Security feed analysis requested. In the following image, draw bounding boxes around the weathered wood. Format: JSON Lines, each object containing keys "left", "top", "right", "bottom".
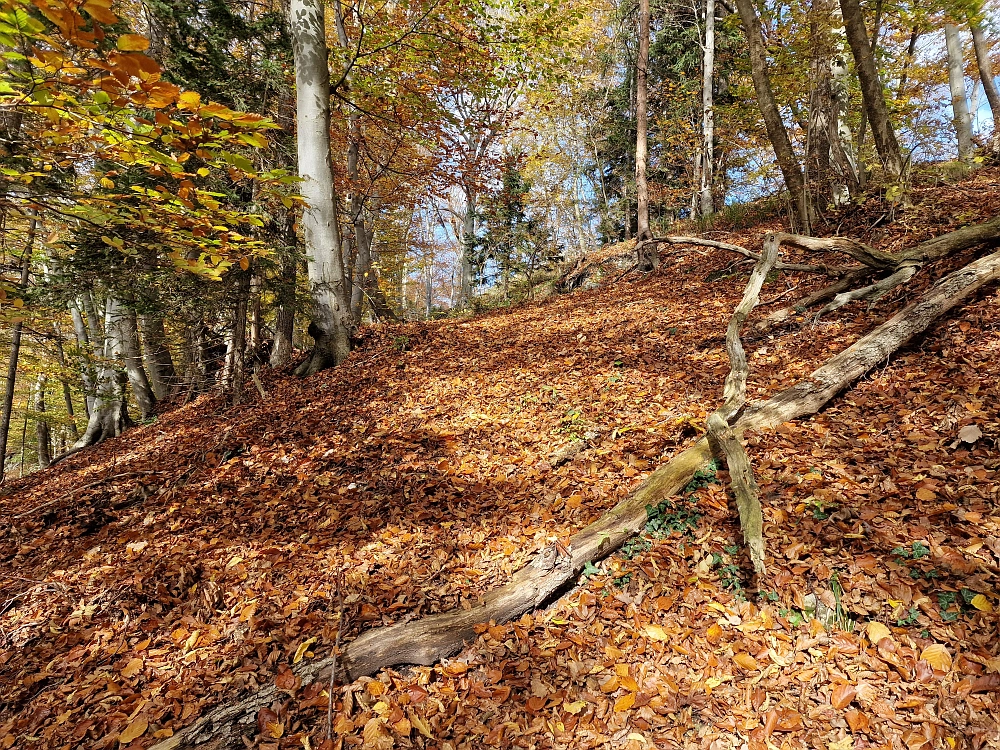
{"left": 153, "top": 246, "right": 1000, "bottom": 750}
{"left": 706, "top": 233, "right": 778, "bottom": 573}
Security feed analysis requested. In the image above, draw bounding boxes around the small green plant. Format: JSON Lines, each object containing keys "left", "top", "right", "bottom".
{"left": 807, "top": 497, "right": 834, "bottom": 520}
{"left": 644, "top": 498, "right": 701, "bottom": 537}
{"left": 581, "top": 561, "right": 601, "bottom": 579}
{"left": 619, "top": 536, "right": 652, "bottom": 560}
{"left": 938, "top": 591, "right": 959, "bottom": 622}
{"left": 711, "top": 551, "right": 745, "bottom": 598}
{"left": 763, "top": 590, "right": 779, "bottom": 602}
{"left": 613, "top": 573, "right": 632, "bottom": 588}
{"left": 891, "top": 541, "right": 929, "bottom": 560}
{"left": 779, "top": 608, "right": 805, "bottom": 628}
{"left": 896, "top": 606, "right": 920, "bottom": 627}
{"left": 392, "top": 334, "right": 410, "bottom": 352}
{"left": 683, "top": 460, "right": 722, "bottom": 494}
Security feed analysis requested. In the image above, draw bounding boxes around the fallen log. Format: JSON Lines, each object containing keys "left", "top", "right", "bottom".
{"left": 153, "top": 246, "right": 1000, "bottom": 750}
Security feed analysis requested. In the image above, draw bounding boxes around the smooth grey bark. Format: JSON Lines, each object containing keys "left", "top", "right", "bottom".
{"left": 115, "top": 302, "right": 156, "bottom": 420}
{"left": 270, "top": 239, "right": 297, "bottom": 368}
{"left": 71, "top": 300, "right": 132, "bottom": 451}
{"left": 0, "top": 213, "right": 33, "bottom": 482}
{"left": 290, "top": 0, "right": 353, "bottom": 374}
{"left": 839, "top": 0, "right": 903, "bottom": 179}
{"left": 970, "top": 22, "right": 1000, "bottom": 150}
{"left": 698, "top": 0, "right": 716, "bottom": 217}
{"left": 52, "top": 327, "right": 79, "bottom": 440}
{"left": 734, "top": 0, "right": 809, "bottom": 229}
{"left": 945, "top": 23, "right": 974, "bottom": 161}
{"left": 635, "top": 0, "right": 655, "bottom": 270}
{"left": 139, "top": 313, "right": 176, "bottom": 400}
{"left": 461, "top": 186, "right": 477, "bottom": 303}
{"left": 227, "top": 271, "right": 251, "bottom": 403}
{"left": 34, "top": 374, "right": 50, "bottom": 469}
{"left": 69, "top": 300, "right": 95, "bottom": 416}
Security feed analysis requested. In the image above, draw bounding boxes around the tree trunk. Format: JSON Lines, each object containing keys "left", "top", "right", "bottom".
{"left": 228, "top": 271, "right": 251, "bottom": 403}
{"left": 0, "top": 213, "right": 34, "bottom": 482}
{"left": 34, "top": 374, "right": 51, "bottom": 469}
{"left": 635, "top": 0, "right": 655, "bottom": 270}
{"left": 139, "top": 313, "right": 176, "bottom": 400}
{"left": 734, "top": 0, "right": 809, "bottom": 229}
{"left": 113, "top": 301, "right": 156, "bottom": 420}
{"left": 970, "top": 21, "right": 1000, "bottom": 151}
{"left": 945, "top": 23, "right": 974, "bottom": 161}
{"left": 839, "top": 0, "right": 903, "bottom": 179}
{"left": 53, "top": 327, "right": 79, "bottom": 440}
{"left": 460, "top": 187, "right": 476, "bottom": 305}
{"left": 698, "top": 0, "right": 716, "bottom": 218}
{"left": 69, "top": 300, "right": 95, "bottom": 417}
{"left": 290, "top": 0, "right": 353, "bottom": 375}
{"left": 270, "top": 216, "right": 298, "bottom": 368}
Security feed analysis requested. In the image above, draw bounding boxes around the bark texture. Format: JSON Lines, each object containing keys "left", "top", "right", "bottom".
{"left": 734, "top": 0, "right": 808, "bottom": 228}
{"left": 635, "top": 0, "right": 655, "bottom": 270}
{"left": 0, "top": 215, "right": 33, "bottom": 481}
{"left": 839, "top": 0, "right": 903, "bottom": 179}
{"left": 698, "top": 0, "right": 716, "bottom": 217}
{"left": 945, "top": 23, "right": 974, "bottom": 161}
{"left": 970, "top": 22, "right": 1000, "bottom": 151}
{"left": 291, "top": 0, "right": 353, "bottom": 375}
{"left": 34, "top": 374, "right": 50, "bottom": 469}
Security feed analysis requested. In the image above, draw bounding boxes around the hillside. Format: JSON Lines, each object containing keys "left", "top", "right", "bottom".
{"left": 3, "top": 170, "right": 1000, "bottom": 749}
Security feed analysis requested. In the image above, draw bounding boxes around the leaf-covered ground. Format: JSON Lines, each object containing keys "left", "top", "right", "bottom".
{"left": 2, "top": 170, "right": 1000, "bottom": 750}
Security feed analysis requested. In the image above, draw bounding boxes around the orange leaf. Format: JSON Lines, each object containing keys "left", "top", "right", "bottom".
{"left": 119, "top": 657, "right": 143, "bottom": 678}
{"left": 831, "top": 683, "right": 856, "bottom": 709}
{"left": 118, "top": 717, "right": 148, "bottom": 744}
{"left": 920, "top": 643, "right": 952, "bottom": 673}
{"left": 613, "top": 692, "right": 635, "bottom": 711}
{"left": 733, "top": 652, "right": 759, "bottom": 671}
{"left": 706, "top": 623, "right": 724, "bottom": 645}
{"left": 117, "top": 34, "right": 149, "bottom": 51}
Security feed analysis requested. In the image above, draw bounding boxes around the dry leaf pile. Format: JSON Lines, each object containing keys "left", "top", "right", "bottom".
{"left": 1, "top": 169, "right": 999, "bottom": 750}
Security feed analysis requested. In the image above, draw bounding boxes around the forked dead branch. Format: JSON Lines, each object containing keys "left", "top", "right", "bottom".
{"left": 153, "top": 218, "right": 1000, "bottom": 750}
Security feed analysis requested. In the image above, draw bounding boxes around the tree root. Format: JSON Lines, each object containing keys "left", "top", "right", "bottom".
{"left": 153, "top": 243, "right": 1000, "bottom": 750}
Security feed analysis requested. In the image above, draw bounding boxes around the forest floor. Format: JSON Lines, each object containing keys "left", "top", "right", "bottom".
{"left": 3, "top": 168, "right": 1000, "bottom": 750}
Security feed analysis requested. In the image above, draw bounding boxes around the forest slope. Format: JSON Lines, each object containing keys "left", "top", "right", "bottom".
{"left": 2, "top": 170, "right": 1000, "bottom": 749}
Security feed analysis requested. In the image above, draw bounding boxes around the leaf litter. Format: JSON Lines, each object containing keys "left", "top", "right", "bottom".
{"left": 2, "top": 170, "right": 1000, "bottom": 749}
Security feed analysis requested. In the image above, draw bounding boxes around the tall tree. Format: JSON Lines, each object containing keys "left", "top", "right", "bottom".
{"left": 945, "top": 23, "right": 974, "bottom": 160}
{"left": 697, "top": 0, "right": 716, "bottom": 218}
{"left": 734, "top": 0, "right": 809, "bottom": 228}
{"left": 290, "top": 0, "right": 353, "bottom": 374}
{"left": 969, "top": 20, "right": 1000, "bottom": 151}
{"left": 839, "top": 0, "right": 903, "bottom": 180}
{"left": 635, "top": 0, "right": 655, "bottom": 270}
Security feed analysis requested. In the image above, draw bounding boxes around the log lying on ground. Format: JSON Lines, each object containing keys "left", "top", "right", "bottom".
{"left": 705, "top": 233, "right": 779, "bottom": 575}
{"left": 153, "top": 247, "right": 1000, "bottom": 750}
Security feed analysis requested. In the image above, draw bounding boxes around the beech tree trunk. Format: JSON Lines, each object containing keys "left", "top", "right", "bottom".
{"left": 69, "top": 301, "right": 95, "bottom": 417}
{"left": 72, "top": 300, "right": 133, "bottom": 451}
{"left": 0, "top": 214, "right": 33, "bottom": 482}
{"left": 698, "top": 0, "right": 716, "bottom": 218}
{"left": 460, "top": 186, "right": 477, "bottom": 304}
{"left": 839, "top": 0, "right": 903, "bottom": 179}
{"left": 734, "top": 0, "right": 809, "bottom": 229}
{"left": 115, "top": 302, "right": 156, "bottom": 420}
{"left": 635, "top": 0, "right": 655, "bottom": 270}
{"left": 139, "top": 313, "right": 176, "bottom": 400}
{"left": 970, "top": 22, "right": 1000, "bottom": 151}
{"left": 945, "top": 23, "right": 974, "bottom": 161}
{"left": 291, "top": 0, "right": 353, "bottom": 375}
{"left": 34, "top": 374, "right": 50, "bottom": 469}
{"left": 270, "top": 215, "right": 298, "bottom": 368}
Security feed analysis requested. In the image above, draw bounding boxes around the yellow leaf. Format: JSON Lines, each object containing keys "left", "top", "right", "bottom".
{"left": 563, "top": 700, "right": 587, "bottom": 715}
{"left": 362, "top": 717, "right": 393, "bottom": 750}
{"left": 117, "top": 34, "right": 150, "bottom": 51}
{"left": 120, "top": 657, "right": 143, "bottom": 678}
{"left": 266, "top": 720, "right": 284, "bottom": 739}
{"left": 865, "top": 622, "right": 892, "bottom": 644}
{"left": 916, "top": 488, "right": 936, "bottom": 501}
{"left": 828, "top": 736, "right": 854, "bottom": 750}
{"left": 920, "top": 643, "right": 952, "bottom": 672}
{"left": 239, "top": 256, "right": 250, "bottom": 271}
{"left": 613, "top": 692, "right": 635, "bottom": 711}
{"left": 119, "top": 717, "right": 148, "bottom": 744}
{"left": 706, "top": 622, "right": 724, "bottom": 644}
{"left": 83, "top": 0, "right": 118, "bottom": 24}
{"left": 178, "top": 90, "right": 201, "bottom": 109}
{"left": 644, "top": 624, "right": 668, "bottom": 641}
{"left": 733, "top": 653, "right": 759, "bottom": 671}
{"left": 626, "top": 732, "right": 648, "bottom": 743}
{"left": 100, "top": 176, "right": 115, "bottom": 189}
{"left": 971, "top": 594, "right": 993, "bottom": 613}
{"left": 293, "top": 637, "right": 317, "bottom": 664}
{"left": 408, "top": 710, "right": 432, "bottom": 739}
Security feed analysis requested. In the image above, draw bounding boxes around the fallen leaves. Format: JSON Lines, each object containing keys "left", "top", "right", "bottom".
{"left": 118, "top": 717, "right": 147, "bottom": 744}
{"left": 919, "top": 643, "right": 952, "bottom": 673}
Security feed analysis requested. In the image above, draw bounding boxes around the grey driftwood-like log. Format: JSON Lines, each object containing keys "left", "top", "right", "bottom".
{"left": 705, "top": 233, "right": 779, "bottom": 574}
{"left": 152, "top": 244, "right": 1000, "bottom": 750}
